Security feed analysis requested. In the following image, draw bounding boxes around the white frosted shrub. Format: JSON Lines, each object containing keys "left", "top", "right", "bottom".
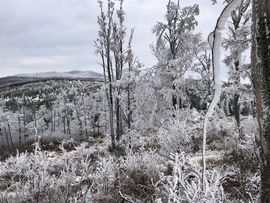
{"left": 158, "top": 120, "right": 192, "bottom": 155}
{"left": 0, "top": 142, "right": 95, "bottom": 203}
{"left": 119, "top": 129, "right": 142, "bottom": 150}
{"left": 158, "top": 109, "right": 196, "bottom": 156}
{"left": 241, "top": 115, "right": 258, "bottom": 136}
{"left": 89, "top": 149, "right": 163, "bottom": 202}
{"left": 158, "top": 153, "right": 226, "bottom": 203}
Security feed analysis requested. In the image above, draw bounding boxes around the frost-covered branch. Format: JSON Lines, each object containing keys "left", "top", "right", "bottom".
{"left": 202, "top": 0, "right": 241, "bottom": 192}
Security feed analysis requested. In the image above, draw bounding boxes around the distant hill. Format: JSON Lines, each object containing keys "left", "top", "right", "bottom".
{"left": 15, "top": 70, "right": 103, "bottom": 79}
{"left": 0, "top": 70, "right": 104, "bottom": 87}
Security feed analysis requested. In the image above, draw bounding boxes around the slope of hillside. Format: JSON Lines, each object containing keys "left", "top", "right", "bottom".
{"left": 0, "top": 70, "right": 103, "bottom": 87}
{"left": 15, "top": 70, "right": 103, "bottom": 79}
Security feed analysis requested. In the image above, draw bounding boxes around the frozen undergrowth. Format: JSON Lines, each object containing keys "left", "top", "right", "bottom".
{"left": 0, "top": 140, "right": 104, "bottom": 203}
{"left": 0, "top": 113, "right": 261, "bottom": 202}
{"left": 158, "top": 152, "right": 225, "bottom": 203}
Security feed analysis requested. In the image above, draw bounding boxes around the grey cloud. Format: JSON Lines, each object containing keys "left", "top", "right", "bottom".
{"left": 0, "top": 1, "right": 98, "bottom": 49}
{"left": 0, "top": 0, "right": 225, "bottom": 77}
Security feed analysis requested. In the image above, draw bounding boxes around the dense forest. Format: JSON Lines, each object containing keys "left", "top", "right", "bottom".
{"left": 0, "top": 0, "right": 269, "bottom": 202}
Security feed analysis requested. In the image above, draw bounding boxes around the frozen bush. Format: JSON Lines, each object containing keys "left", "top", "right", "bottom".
{"left": 89, "top": 149, "right": 163, "bottom": 202}
{"left": 119, "top": 129, "right": 160, "bottom": 152}
{"left": 159, "top": 152, "right": 226, "bottom": 203}
{"left": 158, "top": 110, "right": 195, "bottom": 156}
{"left": 205, "top": 116, "right": 239, "bottom": 152}
{"left": 0, "top": 142, "right": 95, "bottom": 202}
{"left": 219, "top": 115, "right": 260, "bottom": 201}
{"left": 119, "top": 129, "right": 142, "bottom": 150}
{"left": 158, "top": 120, "right": 192, "bottom": 155}
{"left": 118, "top": 150, "right": 162, "bottom": 200}
{"left": 241, "top": 115, "right": 258, "bottom": 137}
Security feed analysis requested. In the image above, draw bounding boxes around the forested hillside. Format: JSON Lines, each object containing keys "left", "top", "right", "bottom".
{"left": 0, "top": 78, "right": 105, "bottom": 149}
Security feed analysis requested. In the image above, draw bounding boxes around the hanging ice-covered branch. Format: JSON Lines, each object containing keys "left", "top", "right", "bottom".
{"left": 202, "top": 0, "right": 241, "bottom": 191}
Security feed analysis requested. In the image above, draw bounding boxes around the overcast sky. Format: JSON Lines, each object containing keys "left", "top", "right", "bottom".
{"left": 0, "top": 0, "right": 225, "bottom": 78}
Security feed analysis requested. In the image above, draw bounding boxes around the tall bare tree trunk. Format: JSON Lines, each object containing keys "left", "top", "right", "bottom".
{"left": 74, "top": 100, "right": 83, "bottom": 140}
{"left": 4, "top": 127, "right": 10, "bottom": 149}
{"left": 51, "top": 108, "right": 53, "bottom": 133}
{"left": 66, "top": 109, "right": 71, "bottom": 137}
{"left": 0, "top": 128, "right": 3, "bottom": 150}
{"left": 18, "top": 116, "right": 22, "bottom": 145}
{"left": 252, "top": 0, "right": 270, "bottom": 201}
{"left": 260, "top": 2, "right": 270, "bottom": 201}
{"left": 8, "top": 124, "right": 14, "bottom": 149}
{"left": 53, "top": 110, "right": 56, "bottom": 132}
{"left": 82, "top": 96, "right": 88, "bottom": 137}
{"left": 63, "top": 115, "right": 66, "bottom": 134}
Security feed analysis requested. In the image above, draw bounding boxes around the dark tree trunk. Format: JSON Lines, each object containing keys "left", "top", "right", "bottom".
{"left": 127, "top": 83, "right": 131, "bottom": 129}
{"left": 252, "top": 0, "right": 270, "bottom": 201}
{"left": 82, "top": 96, "right": 88, "bottom": 137}
{"left": 18, "top": 116, "right": 22, "bottom": 145}
{"left": 4, "top": 127, "right": 10, "bottom": 149}
{"left": 74, "top": 101, "right": 83, "bottom": 139}
{"left": 51, "top": 108, "right": 53, "bottom": 133}
{"left": 232, "top": 59, "right": 241, "bottom": 128}
{"left": 233, "top": 93, "right": 240, "bottom": 127}
{"left": 116, "top": 97, "right": 122, "bottom": 141}
{"left": 53, "top": 110, "right": 56, "bottom": 132}
{"left": 63, "top": 115, "right": 66, "bottom": 134}
{"left": 172, "top": 84, "right": 178, "bottom": 110}
{"left": 66, "top": 109, "right": 71, "bottom": 136}
{"left": 8, "top": 124, "right": 14, "bottom": 149}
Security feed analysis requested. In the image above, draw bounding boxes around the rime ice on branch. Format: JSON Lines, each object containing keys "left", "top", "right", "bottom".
{"left": 202, "top": 0, "right": 241, "bottom": 191}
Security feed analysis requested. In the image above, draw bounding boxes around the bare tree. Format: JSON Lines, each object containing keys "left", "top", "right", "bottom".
{"left": 95, "top": 0, "right": 137, "bottom": 149}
